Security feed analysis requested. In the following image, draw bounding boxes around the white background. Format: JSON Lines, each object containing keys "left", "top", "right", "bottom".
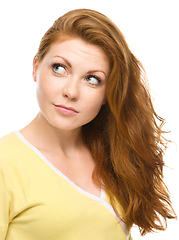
{"left": 0, "top": 0, "right": 178, "bottom": 239}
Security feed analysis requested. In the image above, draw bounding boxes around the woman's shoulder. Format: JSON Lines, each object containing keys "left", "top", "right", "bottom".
{"left": 0, "top": 132, "right": 17, "bottom": 152}
{"left": 0, "top": 131, "right": 18, "bottom": 142}
{"left": 0, "top": 131, "right": 42, "bottom": 186}
{"left": 0, "top": 132, "right": 22, "bottom": 156}
{"left": 0, "top": 132, "right": 21, "bottom": 167}
{"left": 0, "top": 131, "right": 34, "bottom": 169}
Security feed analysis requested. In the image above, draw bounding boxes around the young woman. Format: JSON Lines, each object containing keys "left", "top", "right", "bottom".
{"left": 0, "top": 9, "right": 176, "bottom": 240}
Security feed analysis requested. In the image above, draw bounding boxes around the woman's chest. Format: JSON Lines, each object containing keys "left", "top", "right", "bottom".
{"left": 8, "top": 169, "right": 127, "bottom": 240}
{"left": 39, "top": 148, "right": 101, "bottom": 197}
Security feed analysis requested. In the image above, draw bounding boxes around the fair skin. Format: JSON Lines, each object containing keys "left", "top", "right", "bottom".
{"left": 20, "top": 38, "right": 110, "bottom": 197}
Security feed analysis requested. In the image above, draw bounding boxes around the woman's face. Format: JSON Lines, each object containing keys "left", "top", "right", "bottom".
{"left": 33, "top": 38, "right": 110, "bottom": 131}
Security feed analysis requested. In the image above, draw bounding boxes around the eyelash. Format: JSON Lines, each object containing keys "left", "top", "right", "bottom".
{"left": 52, "top": 63, "right": 67, "bottom": 75}
{"left": 52, "top": 63, "right": 102, "bottom": 86}
{"left": 86, "top": 75, "right": 102, "bottom": 85}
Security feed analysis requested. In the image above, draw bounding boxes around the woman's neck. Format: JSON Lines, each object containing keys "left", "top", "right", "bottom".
{"left": 20, "top": 112, "right": 84, "bottom": 157}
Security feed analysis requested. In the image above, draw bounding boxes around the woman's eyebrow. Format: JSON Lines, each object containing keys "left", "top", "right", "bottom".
{"left": 87, "top": 70, "right": 107, "bottom": 77}
{"left": 53, "top": 55, "right": 72, "bottom": 68}
{"left": 53, "top": 55, "right": 107, "bottom": 77}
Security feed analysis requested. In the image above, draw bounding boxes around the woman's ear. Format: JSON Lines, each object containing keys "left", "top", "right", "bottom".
{"left": 32, "top": 58, "right": 38, "bottom": 82}
{"left": 102, "top": 96, "right": 107, "bottom": 105}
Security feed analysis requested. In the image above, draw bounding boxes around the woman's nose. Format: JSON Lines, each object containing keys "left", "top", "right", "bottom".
{"left": 62, "top": 78, "right": 80, "bottom": 101}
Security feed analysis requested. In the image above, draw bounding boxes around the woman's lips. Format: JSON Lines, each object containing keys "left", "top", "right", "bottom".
{"left": 54, "top": 105, "right": 78, "bottom": 115}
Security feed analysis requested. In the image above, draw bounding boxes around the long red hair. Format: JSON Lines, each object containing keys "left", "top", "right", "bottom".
{"left": 34, "top": 9, "right": 177, "bottom": 235}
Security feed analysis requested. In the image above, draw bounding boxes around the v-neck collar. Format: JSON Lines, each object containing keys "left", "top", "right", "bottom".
{"left": 13, "top": 130, "right": 128, "bottom": 237}
{"left": 13, "top": 131, "right": 105, "bottom": 201}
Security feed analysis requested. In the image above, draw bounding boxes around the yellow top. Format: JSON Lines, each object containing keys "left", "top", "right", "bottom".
{"left": 0, "top": 132, "right": 132, "bottom": 240}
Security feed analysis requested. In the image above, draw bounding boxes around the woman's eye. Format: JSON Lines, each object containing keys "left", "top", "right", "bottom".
{"left": 52, "top": 64, "right": 67, "bottom": 75}
{"left": 86, "top": 75, "right": 101, "bottom": 85}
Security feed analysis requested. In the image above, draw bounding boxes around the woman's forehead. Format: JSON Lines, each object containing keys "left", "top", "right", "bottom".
{"left": 45, "top": 38, "right": 110, "bottom": 73}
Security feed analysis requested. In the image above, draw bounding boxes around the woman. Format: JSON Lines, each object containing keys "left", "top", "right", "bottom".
{"left": 0, "top": 9, "right": 176, "bottom": 240}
